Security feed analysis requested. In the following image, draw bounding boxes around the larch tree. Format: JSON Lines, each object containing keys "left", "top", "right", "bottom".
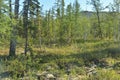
{"left": 91, "top": 0, "right": 102, "bottom": 39}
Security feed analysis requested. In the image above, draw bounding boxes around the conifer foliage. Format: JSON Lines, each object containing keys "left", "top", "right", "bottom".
{"left": 0, "top": 0, "right": 119, "bottom": 55}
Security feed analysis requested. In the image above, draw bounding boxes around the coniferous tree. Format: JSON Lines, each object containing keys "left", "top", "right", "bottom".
{"left": 23, "top": 0, "right": 30, "bottom": 55}
{"left": 46, "top": 10, "right": 51, "bottom": 44}
{"left": 36, "top": 0, "right": 42, "bottom": 48}
{"left": 0, "top": 0, "right": 10, "bottom": 39}
{"left": 73, "top": 0, "right": 80, "bottom": 40}
{"left": 0, "top": 0, "right": 7, "bottom": 14}
{"left": 91, "top": 0, "right": 102, "bottom": 38}
{"left": 113, "top": 0, "right": 120, "bottom": 40}
{"left": 55, "top": 0, "right": 61, "bottom": 44}
{"left": 56, "top": 0, "right": 67, "bottom": 45}
{"left": 9, "top": 0, "right": 19, "bottom": 56}
{"left": 23, "top": 0, "right": 41, "bottom": 54}
{"left": 66, "top": 3, "right": 73, "bottom": 44}
{"left": 59, "top": 0, "right": 65, "bottom": 44}
{"left": 74, "top": 0, "right": 80, "bottom": 22}
{"left": 51, "top": 8, "right": 56, "bottom": 44}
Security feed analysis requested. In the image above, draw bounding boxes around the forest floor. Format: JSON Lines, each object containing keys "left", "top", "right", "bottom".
{"left": 0, "top": 40, "right": 120, "bottom": 80}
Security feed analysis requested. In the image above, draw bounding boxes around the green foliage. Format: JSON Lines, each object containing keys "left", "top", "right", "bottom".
{"left": 1, "top": 0, "right": 120, "bottom": 79}
{"left": 87, "top": 69, "right": 120, "bottom": 80}
{"left": 0, "top": 15, "right": 11, "bottom": 39}
{"left": 0, "top": 40, "right": 119, "bottom": 79}
{"left": 113, "top": 62, "right": 120, "bottom": 70}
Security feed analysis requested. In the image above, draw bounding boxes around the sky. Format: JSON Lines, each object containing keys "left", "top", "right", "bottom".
{"left": 39, "top": 0, "right": 113, "bottom": 11}
{"left": 20, "top": 0, "right": 113, "bottom": 11}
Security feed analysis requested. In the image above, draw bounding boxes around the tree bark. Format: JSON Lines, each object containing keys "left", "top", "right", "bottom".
{"left": 23, "top": 0, "right": 30, "bottom": 55}
{"left": 9, "top": 0, "right": 19, "bottom": 56}
{"left": 96, "top": 10, "right": 102, "bottom": 38}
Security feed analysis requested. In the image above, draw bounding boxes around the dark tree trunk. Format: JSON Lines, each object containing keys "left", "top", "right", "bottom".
{"left": 9, "top": 0, "right": 19, "bottom": 56}
{"left": 9, "top": 39, "right": 16, "bottom": 56}
{"left": 23, "top": 0, "right": 30, "bottom": 55}
{"left": 96, "top": 10, "right": 102, "bottom": 38}
{"left": 9, "top": 0, "right": 12, "bottom": 19}
{"left": 14, "top": 0, "right": 19, "bottom": 19}
{"left": 92, "top": 0, "right": 102, "bottom": 39}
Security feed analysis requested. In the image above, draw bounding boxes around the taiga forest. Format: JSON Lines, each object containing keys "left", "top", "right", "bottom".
{"left": 0, "top": 0, "right": 120, "bottom": 80}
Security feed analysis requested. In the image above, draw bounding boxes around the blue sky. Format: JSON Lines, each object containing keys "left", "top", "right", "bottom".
{"left": 39, "top": 0, "right": 113, "bottom": 11}
{"left": 20, "top": 0, "right": 113, "bottom": 11}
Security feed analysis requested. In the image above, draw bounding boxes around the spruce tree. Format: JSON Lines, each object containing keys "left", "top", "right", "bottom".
{"left": 9, "top": 0, "right": 19, "bottom": 56}
{"left": 66, "top": 3, "right": 73, "bottom": 44}
{"left": 23, "top": 0, "right": 30, "bottom": 55}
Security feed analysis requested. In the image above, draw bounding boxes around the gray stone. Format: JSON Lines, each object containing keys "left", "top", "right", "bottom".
{"left": 46, "top": 74, "right": 56, "bottom": 79}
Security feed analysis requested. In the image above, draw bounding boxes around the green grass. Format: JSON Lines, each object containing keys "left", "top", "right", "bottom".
{"left": 0, "top": 40, "right": 120, "bottom": 79}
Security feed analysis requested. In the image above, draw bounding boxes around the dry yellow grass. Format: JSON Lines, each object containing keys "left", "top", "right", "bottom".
{"left": 45, "top": 46, "right": 77, "bottom": 55}
{"left": 0, "top": 48, "right": 24, "bottom": 55}
{"left": 0, "top": 48, "right": 9, "bottom": 55}
{"left": 0, "top": 46, "right": 78, "bottom": 55}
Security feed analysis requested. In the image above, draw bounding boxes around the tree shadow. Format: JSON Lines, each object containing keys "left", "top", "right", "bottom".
{"left": 67, "top": 47, "right": 120, "bottom": 67}
{"left": 0, "top": 42, "right": 120, "bottom": 78}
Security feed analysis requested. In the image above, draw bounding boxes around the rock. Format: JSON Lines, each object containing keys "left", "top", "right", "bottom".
{"left": 36, "top": 71, "right": 56, "bottom": 80}
{"left": 46, "top": 74, "right": 56, "bottom": 79}
{"left": 85, "top": 65, "right": 97, "bottom": 77}
{"left": 46, "top": 66, "right": 52, "bottom": 71}
{"left": 36, "top": 71, "right": 48, "bottom": 76}
{"left": 87, "top": 72, "right": 92, "bottom": 76}
{"left": 88, "top": 67, "right": 95, "bottom": 72}
{"left": 36, "top": 71, "right": 48, "bottom": 80}
{"left": 78, "top": 75, "right": 86, "bottom": 79}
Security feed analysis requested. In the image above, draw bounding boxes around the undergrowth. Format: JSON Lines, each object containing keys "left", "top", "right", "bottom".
{"left": 0, "top": 40, "right": 120, "bottom": 79}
